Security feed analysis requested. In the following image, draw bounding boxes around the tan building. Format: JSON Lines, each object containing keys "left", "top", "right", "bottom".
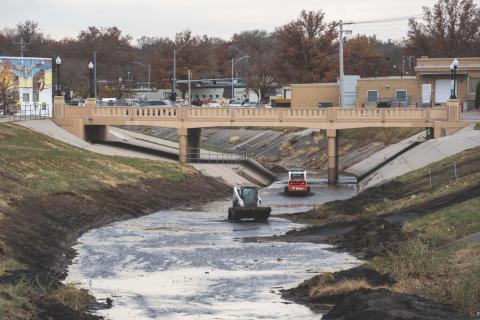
{"left": 291, "top": 83, "right": 340, "bottom": 108}
{"left": 356, "top": 76, "right": 419, "bottom": 107}
{"left": 415, "top": 57, "right": 480, "bottom": 108}
{"left": 292, "top": 57, "right": 480, "bottom": 109}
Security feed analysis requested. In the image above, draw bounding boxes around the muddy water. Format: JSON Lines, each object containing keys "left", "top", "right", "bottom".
{"left": 66, "top": 174, "right": 360, "bottom": 319}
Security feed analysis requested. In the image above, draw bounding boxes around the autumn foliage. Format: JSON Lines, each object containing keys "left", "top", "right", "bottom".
{"left": 0, "top": 0, "right": 479, "bottom": 97}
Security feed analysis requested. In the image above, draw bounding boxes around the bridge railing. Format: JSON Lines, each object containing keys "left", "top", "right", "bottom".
{"left": 59, "top": 104, "right": 456, "bottom": 125}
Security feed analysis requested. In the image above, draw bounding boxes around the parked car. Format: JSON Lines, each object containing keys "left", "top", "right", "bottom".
{"left": 229, "top": 100, "right": 246, "bottom": 107}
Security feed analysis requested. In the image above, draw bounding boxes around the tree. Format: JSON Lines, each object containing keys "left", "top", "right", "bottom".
{"left": 247, "top": 64, "right": 275, "bottom": 103}
{"left": 274, "top": 10, "right": 338, "bottom": 83}
{"left": 0, "top": 77, "right": 19, "bottom": 115}
{"left": 405, "top": 0, "right": 480, "bottom": 57}
{"left": 344, "top": 35, "right": 397, "bottom": 77}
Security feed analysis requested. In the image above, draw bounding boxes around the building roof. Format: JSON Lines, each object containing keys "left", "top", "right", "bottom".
{"left": 415, "top": 57, "right": 480, "bottom": 72}
{"left": 291, "top": 82, "right": 339, "bottom": 87}
{"left": 358, "top": 76, "right": 417, "bottom": 81}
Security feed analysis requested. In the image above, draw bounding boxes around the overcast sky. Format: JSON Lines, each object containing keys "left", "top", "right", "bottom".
{"left": 0, "top": 0, "right": 438, "bottom": 42}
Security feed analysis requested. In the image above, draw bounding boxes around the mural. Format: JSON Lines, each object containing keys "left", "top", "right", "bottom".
{"left": 0, "top": 57, "right": 53, "bottom": 116}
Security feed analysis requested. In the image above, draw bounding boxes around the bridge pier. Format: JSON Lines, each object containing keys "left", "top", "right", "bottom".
{"left": 327, "top": 129, "right": 339, "bottom": 185}
{"left": 179, "top": 128, "right": 201, "bottom": 163}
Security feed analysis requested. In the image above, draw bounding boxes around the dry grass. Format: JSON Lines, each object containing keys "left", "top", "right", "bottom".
{"left": 0, "top": 259, "right": 27, "bottom": 277}
{"left": 50, "top": 283, "right": 94, "bottom": 313}
{"left": 372, "top": 239, "right": 447, "bottom": 278}
{"left": 0, "top": 123, "right": 192, "bottom": 208}
{"left": 372, "top": 240, "right": 480, "bottom": 315}
{"left": 310, "top": 278, "right": 374, "bottom": 298}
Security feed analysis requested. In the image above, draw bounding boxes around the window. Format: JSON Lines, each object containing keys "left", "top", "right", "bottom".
{"left": 216, "top": 95, "right": 220, "bottom": 98}
{"left": 470, "top": 79, "right": 480, "bottom": 94}
{"left": 395, "top": 90, "right": 407, "bottom": 101}
{"left": 22, "top": 93, "right": 30, "bottom": 102}
{"left": 367, "top": 90, "right": 378, "bottom": 103}
{"left": 33, "top": 93, "right": 40, "bottom": 102}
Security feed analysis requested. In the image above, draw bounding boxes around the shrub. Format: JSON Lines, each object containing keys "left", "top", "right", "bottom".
{"left": 451, "top": 264, "right": 480, "bottom": 316}
{"left": 373, "top": 238, "right": 446, "bottom": 278}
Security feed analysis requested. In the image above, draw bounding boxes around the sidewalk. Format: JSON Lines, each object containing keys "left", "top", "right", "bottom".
{"left": 462, "top": 111, "right": 480, "bottom": 122}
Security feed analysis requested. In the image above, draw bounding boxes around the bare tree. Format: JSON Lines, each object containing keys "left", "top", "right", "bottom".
{"left": 406, "top": 0, "right": 480, "bottom": 57}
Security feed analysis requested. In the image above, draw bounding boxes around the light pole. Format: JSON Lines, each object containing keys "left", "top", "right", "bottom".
{"left": 173, "top": 41, "right": 191, "bottom": 95}
{"left": 231, "top": 54, "right": 249, "bottom": 100}
{"left": 133, "top": 61, "right": 151, "bottom": 89}
{"left": 88, "top": 61, "right": 94, "bottom": 98}
{"left": 450, "top": 58, "right": 459, "bottom": 99}
{"left": 55, "top": 56, "right": 62, "bottom": 96}
{"left": 188, "top": 69, "right": 192, "bottom": 105}
{"left": 118, "top": 77, "right": 123, "bottom": 100}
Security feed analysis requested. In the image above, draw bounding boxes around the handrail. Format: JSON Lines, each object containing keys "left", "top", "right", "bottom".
{"left": 60, "top": 106, "right": 456, "bottom": 126}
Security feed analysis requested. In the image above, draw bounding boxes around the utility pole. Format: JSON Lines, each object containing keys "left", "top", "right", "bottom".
{"left": 93, "top": 52, "right": 97, "bottom": 98}
{"left": 339, "top": 21, "right": 344, "bottom": 108}
{"left": 173, "top": 41, "right": 192, "bottom": 94}
{"left": 173, "top": 49, "right": 177, "bottom": 92}
{"left": 148, "top": 64, "right": 151, "bottom": 90}
{"left": 14, "top": 38, "right": 28, "bottom": 57}
{"left": 231, "top": 58, "right": 234, "bottom": 100}
{"left": 338, "top": 21, "right": 352, "bottom": 108}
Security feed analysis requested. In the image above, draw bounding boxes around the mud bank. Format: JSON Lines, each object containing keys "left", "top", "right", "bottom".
{"left": 277, "top": 147, "right": 480, "bottom": 319}
{"left": 0, "top": 175, "right": 229, "bottom": 319}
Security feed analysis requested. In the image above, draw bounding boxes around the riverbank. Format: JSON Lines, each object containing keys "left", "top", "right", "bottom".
{"left": 280, "top": 146, "right": 480, "bottom": 319}
{"left": 0, "top": 123, "right": 230, "bottom": 319}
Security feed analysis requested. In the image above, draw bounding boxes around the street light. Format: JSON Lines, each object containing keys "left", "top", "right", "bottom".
{"left": 133, "top": 61, "right": 151, "bottom": 89}
{"left": 88, "top": 61, "right": 94, "bottom": 98}
{"left": 55, "top": 56, "right": 62, "bottom": 96}
{"left": 450, "top": 58, "right": 459, "bottom": 99}
{"left": 173, "top": 40, "right": 192, "bottom": 94}
{"left": 231, "top": 54, "right": 249, "bottom": 100}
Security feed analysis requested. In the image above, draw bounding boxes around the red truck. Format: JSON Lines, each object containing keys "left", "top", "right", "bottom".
{"left": 284, "top": 169, "right": 310, "bottom": 196}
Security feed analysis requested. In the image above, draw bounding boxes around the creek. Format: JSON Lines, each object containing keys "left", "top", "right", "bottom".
{"left": 66, "top": 174, "right": 360, "bottom": 319}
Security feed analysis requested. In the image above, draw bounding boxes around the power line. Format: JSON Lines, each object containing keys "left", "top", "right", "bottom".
{"left": 344, "top": 14, "right": 422, "bottom": 26}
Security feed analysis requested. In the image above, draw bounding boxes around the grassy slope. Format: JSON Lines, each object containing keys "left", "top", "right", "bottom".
{"left": 297, "top": 146, "right": 480, "bottom": 316}
{"left": 0, "top": 123, "right": 201, "bottom": 319}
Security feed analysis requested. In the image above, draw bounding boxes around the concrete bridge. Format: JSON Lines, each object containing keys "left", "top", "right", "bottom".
{"left": 52, "top": 97, "right": 465, "bottom": 184}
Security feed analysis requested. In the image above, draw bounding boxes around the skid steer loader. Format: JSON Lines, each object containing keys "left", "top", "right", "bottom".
{"left": 228, "top": 186, "right": 271, "bottom": 222}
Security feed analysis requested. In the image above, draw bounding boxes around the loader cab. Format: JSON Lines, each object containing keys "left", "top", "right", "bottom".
{"left": 239, "top": 186, "right": 259, "bottom": 208}
{"left": 285, "top": 169, "right": 310, "bottom": 196}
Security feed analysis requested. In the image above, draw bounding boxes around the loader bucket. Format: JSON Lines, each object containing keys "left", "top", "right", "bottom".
{"left": 228, "top": 207, "right": 271, "bottom": 221}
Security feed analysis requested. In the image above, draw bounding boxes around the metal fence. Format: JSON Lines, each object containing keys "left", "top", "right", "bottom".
{"left": 425, "top": 160, "right": 465, "bottom": 190}
{"left": 0, "top": 104, "right": 51, "bottom": 123}
{"left": 187, "top": 147, "right": 249, "bottom": 164}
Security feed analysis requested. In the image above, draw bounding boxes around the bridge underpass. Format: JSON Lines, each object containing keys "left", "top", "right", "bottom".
{"left": 52, "top": 96, "right": 467, "bottom": 184}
